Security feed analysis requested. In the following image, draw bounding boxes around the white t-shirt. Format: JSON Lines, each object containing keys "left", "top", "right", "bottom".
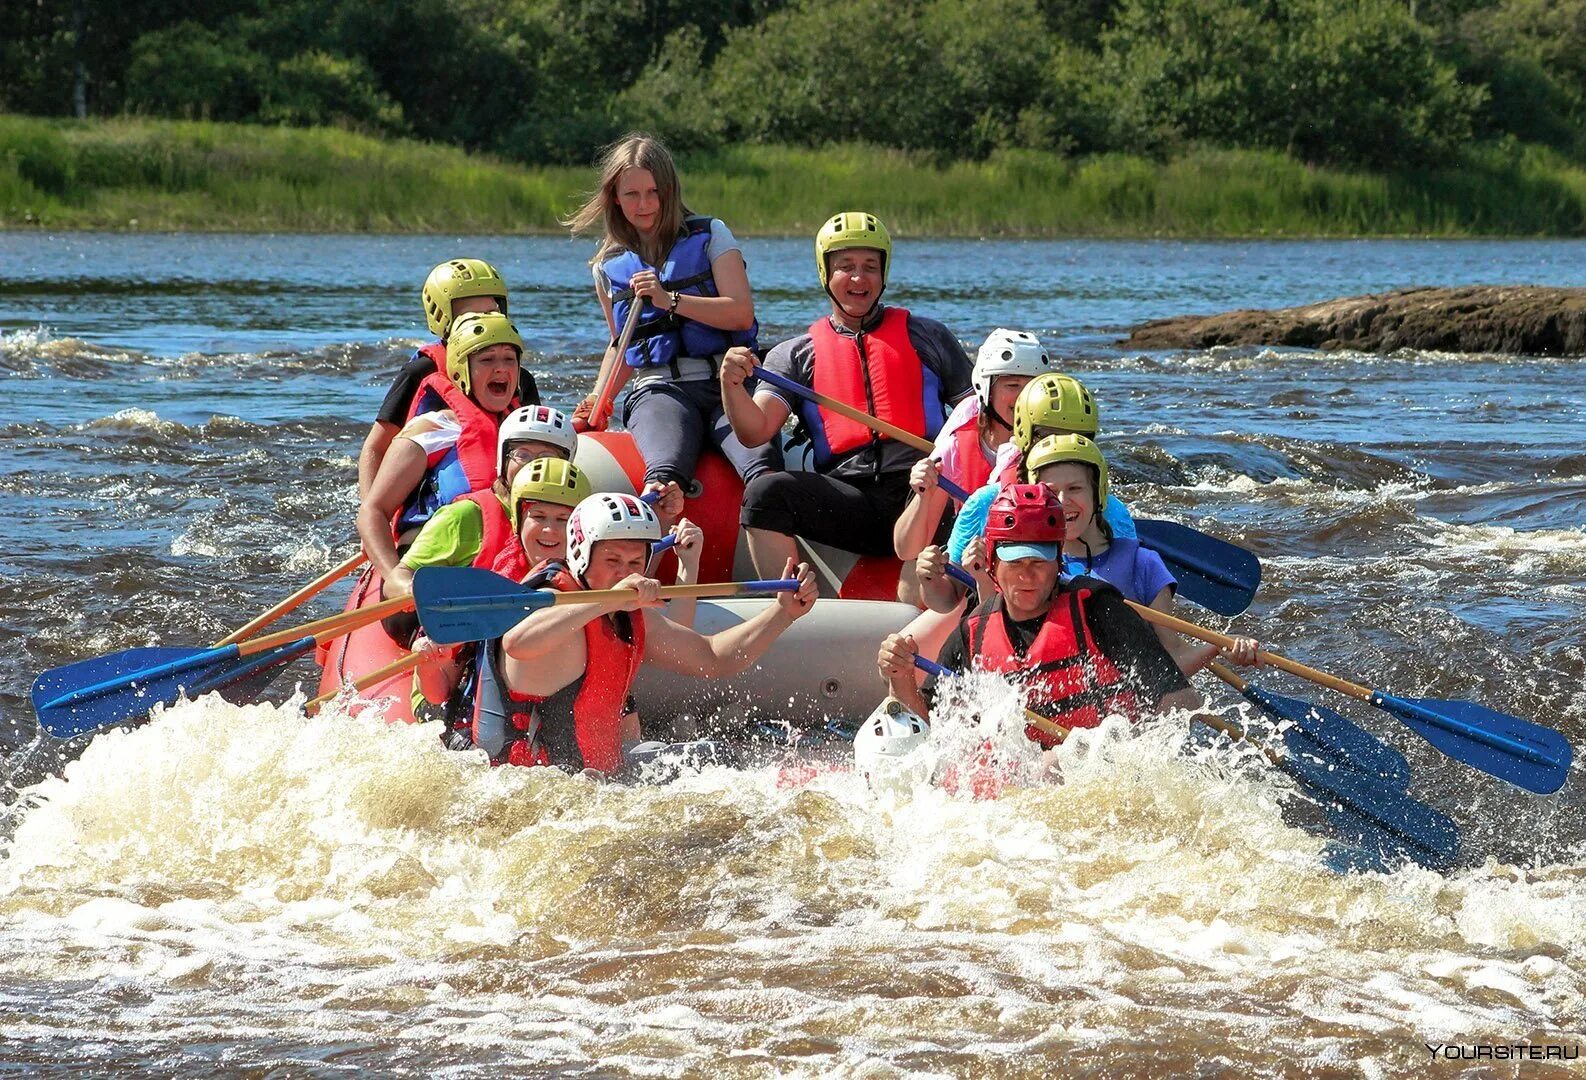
{"left": 398, "top": 409, "right": 461, "bottom": 459}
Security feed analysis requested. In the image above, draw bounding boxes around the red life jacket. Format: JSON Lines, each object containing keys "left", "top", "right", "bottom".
{"left": 417, "top": 341, "right": 447, "bottom": 379}
{"left": 473, "top": 566, "right": 645, "bottom": 773}
{"left": 454, "top": 488, "right": 531, "bottom": 581}
{"left": 943, "top": 406, "right": 994, "bottom": 497}
{"left": 409, "top": 369, "right": 511, "bottom": 492}
{"left": 961, "top": 586, "right": 1140, "bottom": 747}
{"left": 803, "top": 308, "right": 943, "bottom": 469}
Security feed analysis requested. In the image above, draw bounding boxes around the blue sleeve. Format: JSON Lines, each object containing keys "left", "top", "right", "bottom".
{"left": 1104, "top": 494, "right": 1135, "bottom": 540}
{"left": 948, "top": 482, "right": 999, "bottom": 563}
{"left": 1134, "top": 545, "right": 1177, "bottom": 605}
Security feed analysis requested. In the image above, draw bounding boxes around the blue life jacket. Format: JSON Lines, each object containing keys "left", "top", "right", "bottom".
{"left": 602, "top": 217, "right": 757, "bottom": 370}
{"left": 395, "top": 446, "right": 474, "bottom": 535}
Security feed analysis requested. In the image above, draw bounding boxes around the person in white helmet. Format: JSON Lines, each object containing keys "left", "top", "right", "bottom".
{"left": 893, "top": 328, "right": 1052, "bottom": 562}
{"left": 383, "top": 405, "right": 579, "bottom": 601}
{"left": 472, "top": 492, "right": 818, "bottom": 772}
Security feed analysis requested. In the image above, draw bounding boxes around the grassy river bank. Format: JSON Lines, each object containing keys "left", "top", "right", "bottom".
{"left": 5, "top": 114, "right": 1586, "bottom": 237}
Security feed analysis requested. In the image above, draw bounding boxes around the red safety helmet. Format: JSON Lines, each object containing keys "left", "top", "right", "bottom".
{"left": 983, "top": 483, "right": 1065, "bottom": 560}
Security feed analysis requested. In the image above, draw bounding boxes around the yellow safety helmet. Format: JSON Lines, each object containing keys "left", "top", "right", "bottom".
{"left": 815, "top": 211, "right": 892, "bottom": 289}
{"left": 509, "top": 458, "right": 593, "bottom": 534}
{"left": 1025, "top": 433, "right": 1108, "bottom": 507}
{"left": 445, "top": 312, "right": 523, "bottom": 396}
{"left": 422, "top": 258, "right": 508, "bottom": 338}
{"left": 1012, "top": 372, "right": 1099, "bottom": 452}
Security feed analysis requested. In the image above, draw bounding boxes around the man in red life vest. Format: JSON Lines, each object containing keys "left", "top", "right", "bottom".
{"left": 358, "top": 259, "right": 541, "bottom": 497}
{"left": 718, "top": 212, "right": 973, "bottom": 601}
{"left": 876, "top": 485, "right": 1202, "bottom": 737}
{"left": 472, "top": 492, "right": 818, "bottom": 772}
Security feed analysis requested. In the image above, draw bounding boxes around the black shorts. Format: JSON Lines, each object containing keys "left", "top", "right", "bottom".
{"left": 740, "top": 470, "right": 949, "bottom": 557}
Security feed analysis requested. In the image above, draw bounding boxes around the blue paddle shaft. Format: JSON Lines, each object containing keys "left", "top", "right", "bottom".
{"left": 946, "top": 564, "right": 978, "bottom": 590}
{"left": 738, "top": 578, "right": 802, "bottom": 592}
{"left": 937, "top": 474, "right": 970, "bottom": 502}
{"left": 913, "top": 655, "right": 951, "bottom": 678}
{"left": 45, "top": 643, "right": 241, "bottom": 709}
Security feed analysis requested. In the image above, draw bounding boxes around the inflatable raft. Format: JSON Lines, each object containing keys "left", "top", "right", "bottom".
{"left": 316, "top": 432, "right": 919, "bottom": 729}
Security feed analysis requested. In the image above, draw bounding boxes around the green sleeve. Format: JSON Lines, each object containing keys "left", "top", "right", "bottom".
{"left": 400, "top": 500, "right": 486, "bottom": 570}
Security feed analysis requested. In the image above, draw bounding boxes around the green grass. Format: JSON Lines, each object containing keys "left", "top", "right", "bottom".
{"left": 5, "top": 114, "right": 1586, "bottom": 236}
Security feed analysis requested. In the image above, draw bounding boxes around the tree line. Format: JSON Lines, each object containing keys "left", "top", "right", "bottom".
{"left": 6, "top": 0, "right": 1586, "bottom": 173}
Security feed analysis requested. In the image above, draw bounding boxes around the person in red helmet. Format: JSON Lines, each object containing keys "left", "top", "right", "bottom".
{"left": 877, "top": 484, "right": 1203, "bottom": 738}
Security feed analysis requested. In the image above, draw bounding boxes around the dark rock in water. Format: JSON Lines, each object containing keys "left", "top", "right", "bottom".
{"left": 1123, "top": 285, "right": 1586, "bottom": 356}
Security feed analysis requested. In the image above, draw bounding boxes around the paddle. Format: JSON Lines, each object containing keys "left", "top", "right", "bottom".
{"left": 412, "top": 565, "right": 801, "bottom": 645}
{"left": 915, "top": 652, "right": 1457, "bottom": 870}
{"left": 214, "top": 549, "right": 367, "bottom": 646}
{"left": 304, "top": 650, "right": 424, "bottom": 716}
{"left": 941, "top": 563, "right": 1409, "bottom": 787}
{"left": 588, "top": 285, "right": 645, "bottom": 431}
{"left": 32, "top": 595, "right": 414, "bottom": 739}
{"left": 750, "top": 363, "right": 1260, "bottom": 612}
{"left": 1208, "top": 662, "right": 1412, "bottom": 790}
{"left": 912, "top": 654, "right": 1069, "bottom": 742}
{"left": 1127, "top": 601, "right": 1572, "bottom": 796}
{"left": 1131, "top": 519, "right": 1260, "bottom": 616}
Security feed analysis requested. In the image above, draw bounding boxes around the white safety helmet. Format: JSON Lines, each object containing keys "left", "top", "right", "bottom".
{"left": 853, "top": 698, "right": 931, "bottom": 796}
{"left": 566, "top": 492, "right": 663, "bottom": 582}
{"left": 972, "top": 328, "right": 1052, "bottom": 413}
{"left": 497, "top": 405, "right": 577, "bottom": 475}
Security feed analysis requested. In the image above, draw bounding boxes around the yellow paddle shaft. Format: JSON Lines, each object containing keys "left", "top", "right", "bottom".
{"left": 1124, "top": 600, "right": 1374, "bottom": 704}
{"left": 590, "top": 286, "right": 645, "bottom": 421}
{"left": 215, "top": 550, "right": 368, "bottom": 646}
{"left": 238, "top": 595, "right": 414, "bottom": 657}
{"left": 304, "top": 649, "right": 424, "bottom": 715}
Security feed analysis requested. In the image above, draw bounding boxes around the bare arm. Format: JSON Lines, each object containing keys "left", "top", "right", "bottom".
{"left": 1147, "top": 588, "right": 1255, "bottom": 677}
{"left": 642, "top": 560, "right": 816, "bottom": 678}
{"left": 359, "top": 438, "right": 428, "bottom": 582}
{"left": 877, "top": 633, "right": 930, "bottom": 721}
{"left": 358, "top": 420, "right": 400, "bottom": 500}
{"left": 678, "top": 250, "right": 755, "bottom": 331}
{"left": 718, "top": 347, "right": 790, "bottom": 448}
{"left": 893, "top": 458, "right": 950, "bottom": 560}
{"left": 501, "top": 593, "right": 631, "bottom": 663}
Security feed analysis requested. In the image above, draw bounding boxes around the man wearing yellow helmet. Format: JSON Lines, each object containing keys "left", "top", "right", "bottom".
{"left": 357, "top": 258, "right": 542, "bottom": 498}
{"left": 719, "top": 212, "right": 972, "bottom": 598}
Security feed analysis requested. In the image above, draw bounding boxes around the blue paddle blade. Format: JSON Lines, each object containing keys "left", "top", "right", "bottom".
{"left": 413, "top": 566, "right": 556, "bottom": 645}
{"left": 1134, "top": 518, "right": 1261, "bottom": 616}
{"left": 1322, "top": 841, "right": 1396, "bottom": 875}
{"left": 31, "top": 639, "right": 309, "bottom": 740}
{"left": 1284, "top": 752, "right": 1461, "bottom": 870}
{"left": 1243, "top": 683, "right": 1412, "bottom": 790}
{"left": 1372, "top": 693, "right": 1572, "bottom": 796}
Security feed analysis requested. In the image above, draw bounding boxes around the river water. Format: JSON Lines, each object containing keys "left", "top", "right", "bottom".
{"left": 0, "top": 233, "right": 1583, "bottom": 1075}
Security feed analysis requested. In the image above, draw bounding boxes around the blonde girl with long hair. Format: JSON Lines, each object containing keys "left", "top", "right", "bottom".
{"left": 566, "top": 133, "right": 782, "bottom": 490}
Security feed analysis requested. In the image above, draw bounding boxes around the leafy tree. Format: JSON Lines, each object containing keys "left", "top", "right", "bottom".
{"left": 125, "top": 21, "right": 269, "bottom": 121}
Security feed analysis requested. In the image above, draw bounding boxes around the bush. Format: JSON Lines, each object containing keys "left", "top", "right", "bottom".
{"left": 261, "top": 51, "right": 405, "bottom": 133}
{"left": 125, "top": 22, "right": 268, "bottom": 122}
